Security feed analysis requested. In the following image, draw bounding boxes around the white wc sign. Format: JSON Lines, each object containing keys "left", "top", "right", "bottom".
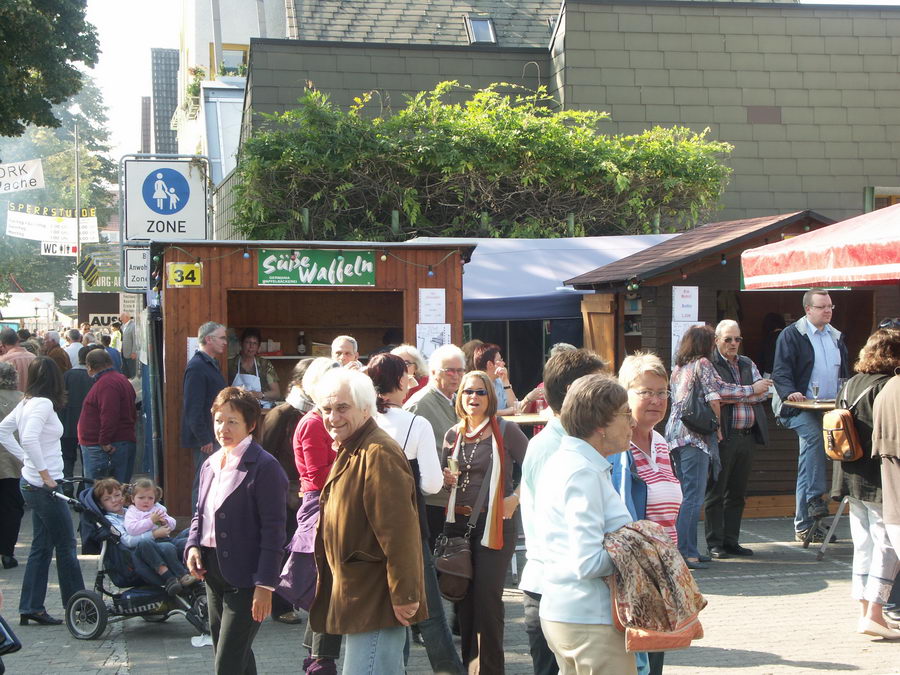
{"left": 88, "top": 314, "right": 120, "bottom": 329}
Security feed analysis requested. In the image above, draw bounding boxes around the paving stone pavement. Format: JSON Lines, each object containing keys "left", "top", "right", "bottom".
{"left": 2, "top": 510, "right": 900, "bottom": 674}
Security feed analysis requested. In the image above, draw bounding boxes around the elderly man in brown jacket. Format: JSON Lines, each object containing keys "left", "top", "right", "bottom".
{"left": 309, "top": 368, "right": 426, "bottom": 674}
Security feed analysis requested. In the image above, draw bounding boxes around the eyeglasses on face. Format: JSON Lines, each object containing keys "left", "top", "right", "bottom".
{"left": 810, "top": 304, "right": 835, "bottom": 310}
{"left": 440, "top": 368, "right": 465, "bottom": 375}
{"left": 462, "top": 388, "right": 488, "bottom": 396}
{"left": 722, "top": 336, "right": 743, "bottom": 343}
{"left": 403, "top": 360, "right": 416, "bottom": 368}
{"left": 631, "top": 389, "right": 669, "bottom": 400}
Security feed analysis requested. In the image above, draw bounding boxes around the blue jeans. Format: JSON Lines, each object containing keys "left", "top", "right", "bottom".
{"left": 342, "top": 625, "right": 407, "bottom": 675}
{"left": 81, "top": 441, "right": 136, "bottom": 484}
{"left": 784, "top": 411, "right": 827, "bottom": 532}
{"left": 19, "top": 480, "right": 85, "bottom": 613}
{"left": 672, "top": 445, "right": 710, "bottom": 560}
{"left": 407, "top": 538, "right": 465, "bottom": 674}
{"left": 131, "top": 538, "right": 188, "bottom": 584}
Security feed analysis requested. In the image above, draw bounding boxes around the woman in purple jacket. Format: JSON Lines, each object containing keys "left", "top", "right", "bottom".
{"left": 186, "top": 387, "right": 288, "bottom": 675}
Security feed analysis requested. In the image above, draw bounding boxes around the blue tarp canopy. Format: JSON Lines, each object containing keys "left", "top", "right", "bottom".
{"left": 409, "top": 235, "right": 677, "bottom": 321}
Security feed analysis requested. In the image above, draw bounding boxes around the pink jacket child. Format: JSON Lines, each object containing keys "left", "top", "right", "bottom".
{"left": 124, "top": 479, "right": 176, "bottom": 536}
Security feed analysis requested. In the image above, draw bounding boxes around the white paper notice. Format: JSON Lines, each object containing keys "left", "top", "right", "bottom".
{"left": 416, "top": 323, "right": 451, "bottom": 359}
{"left": 187, "top": 337, "right": 200, "bottom": 366}
{"left": 671, "top": 321, "right": 705, "bottom": 367}
{"left": 418, "top": 288, "right": 446, "bottom": 324}
{"left": 672, "top": 286, "right": 699, "bottom": 322}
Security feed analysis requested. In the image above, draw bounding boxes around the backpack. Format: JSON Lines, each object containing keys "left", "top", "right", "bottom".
{"left": 822, "top": 384, "right": 877, "bottom": 462}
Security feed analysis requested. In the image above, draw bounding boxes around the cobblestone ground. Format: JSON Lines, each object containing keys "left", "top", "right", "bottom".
{"left": 2, "top": 511, "right": 900, "bottom": 674}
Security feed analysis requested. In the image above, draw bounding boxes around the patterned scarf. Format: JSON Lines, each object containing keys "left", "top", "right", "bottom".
{"left": 445, "top": 416, "right": 506, "bottom": 550}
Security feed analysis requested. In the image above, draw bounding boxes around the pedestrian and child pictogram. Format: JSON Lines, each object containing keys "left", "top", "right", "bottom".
{"left": 141, "top": 168, "right": 189, "bottom": 215}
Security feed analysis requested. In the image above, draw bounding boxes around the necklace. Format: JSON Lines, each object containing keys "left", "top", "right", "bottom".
{"left": 458, "top": 422, "right": 489, "bottom": 493}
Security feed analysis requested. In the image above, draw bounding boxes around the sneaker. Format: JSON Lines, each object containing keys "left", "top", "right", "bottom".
{"left": 165, "top": 576, "right": 183, "bottom": 596}
{"left": 180, "top": 573, "right": 200, "bottom": 587}
{"left": 794, "top": 527, "right": 837, "bottom": 544}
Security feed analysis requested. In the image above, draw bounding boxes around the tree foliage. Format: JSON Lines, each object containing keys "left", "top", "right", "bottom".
{"left": 0, "top": 0, "right": 99, "bottom": 137}
{"left": 0, "top": 76, "right": 116, "bottom": 304}
{"left": 233, "top": 82, "right": 733, "bottom": 241}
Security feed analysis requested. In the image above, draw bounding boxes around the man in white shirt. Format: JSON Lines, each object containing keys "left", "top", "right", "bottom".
{"left": 63, "top": 329, "right": 82, "bottom": 368}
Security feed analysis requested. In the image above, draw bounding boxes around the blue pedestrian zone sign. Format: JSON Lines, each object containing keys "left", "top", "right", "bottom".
{"left": 142, "top": 168, "right": 189, "bottom": 215}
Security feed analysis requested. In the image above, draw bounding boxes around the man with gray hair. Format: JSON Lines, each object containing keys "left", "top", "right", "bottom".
{"left": 181, "top": 321, "right": 228, "bottom": 507}
{"left": 120, "top": 311, "right": 137, "bottom": 378}
{"left": 64, "top": 329, "right": 82, "bottom": 368}
{"left": 706, "top": 319, "right": 770, "bottom": 558}
{"left": 405, "top": 344, "right": 466, "bottom": 549}
{"left": 0, "top": 327, "right": 35, "bottom": 391}
{"left": 42, "top": 330, "right": 71, "bottom": 373}
{"left": 331, "top": 335, "right": 360, "bottom": 368}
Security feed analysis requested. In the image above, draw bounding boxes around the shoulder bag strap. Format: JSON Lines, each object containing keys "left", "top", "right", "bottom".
{"left": 401, "top": 413, "right": 416, "bottom": 453}
{"left": 846, "top": 382, "right": 879, "bottom": 412}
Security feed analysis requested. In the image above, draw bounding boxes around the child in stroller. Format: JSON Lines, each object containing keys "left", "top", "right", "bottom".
{"left": 59, "top": 478, "right": 208, "bottom": 640}
{"left": 92, "top": 478, "right": 198, "bottom": 595}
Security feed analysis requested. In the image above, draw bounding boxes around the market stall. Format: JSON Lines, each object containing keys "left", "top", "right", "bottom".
{"left": 150, "top": 240, "right": 473, "bottom": 516}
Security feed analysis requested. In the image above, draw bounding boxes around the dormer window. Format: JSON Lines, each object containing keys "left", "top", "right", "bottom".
{"left": 465, "top": 16, "right": 497, "bottom": 44}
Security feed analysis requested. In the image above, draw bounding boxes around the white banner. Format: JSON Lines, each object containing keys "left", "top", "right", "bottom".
{"left": 0, "top": 159, "right": 45, "bottom": 193}
{"left": 40, "top": 241, "right": 78, "bottom": 257}
{"left": 6, "top": 209, "right": 99, "bottom": 243}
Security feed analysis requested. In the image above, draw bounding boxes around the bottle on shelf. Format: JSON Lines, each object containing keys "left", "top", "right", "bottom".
{"left": 297, "top": 330, "right": 307, "bottom": 355}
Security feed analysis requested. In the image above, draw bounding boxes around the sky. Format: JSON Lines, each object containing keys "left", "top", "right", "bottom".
{"left": 83, "top": 0, "right": 900, "bottom": 161}
{"left": 85, "top": 0, "right": 181, "bottom": 160}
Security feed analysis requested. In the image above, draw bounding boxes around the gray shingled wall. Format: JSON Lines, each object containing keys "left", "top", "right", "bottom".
{"left": 564, "top": 1, "right": 900, "bottom": 221}
{"left": 246, "top": 40, "right": 549, "bottom": 127}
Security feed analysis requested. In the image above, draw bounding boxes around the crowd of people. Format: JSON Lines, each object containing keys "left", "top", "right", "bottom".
{"left": 4, "top": 290, "right": 900, "bottom": 674}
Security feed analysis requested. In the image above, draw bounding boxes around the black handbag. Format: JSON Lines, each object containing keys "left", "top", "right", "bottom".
{"left": 680, "top": 365, "right": 719, "bottom": 435}
{"left": 433, "top": 461, "right": 491, "bottom": 602}
{"left": 0, "top": 614, "right": 22, "bottom": 656}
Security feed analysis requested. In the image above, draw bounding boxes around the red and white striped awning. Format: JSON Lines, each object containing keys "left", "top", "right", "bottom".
{"left": 741, "top": 203, "right": 900, "bottom": 289}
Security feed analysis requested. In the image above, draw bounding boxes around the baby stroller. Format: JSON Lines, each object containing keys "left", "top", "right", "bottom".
{"left": 53, "top": 482, "right": 208, "bottom": 640}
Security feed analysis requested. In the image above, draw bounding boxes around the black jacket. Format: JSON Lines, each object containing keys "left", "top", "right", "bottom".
{"left": 180, "top": 350, "right": 227, "bottom": 447}
{"left": 772, "top": 318, "right": 849, "bottom": 419}
{"left": 712, "top": 351, "right": 769, "bottom": 445}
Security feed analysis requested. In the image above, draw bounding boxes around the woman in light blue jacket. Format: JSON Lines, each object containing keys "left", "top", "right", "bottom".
{"left": 533, "top": 373, "right": 636, "bottom": 674}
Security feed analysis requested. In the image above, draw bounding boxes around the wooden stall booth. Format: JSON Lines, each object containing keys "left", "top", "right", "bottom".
{"left": 151, "top": 240, "right": 474, "bottom": 516}
{"left": 565, "top": 210, "right": 899, "bottom": 515}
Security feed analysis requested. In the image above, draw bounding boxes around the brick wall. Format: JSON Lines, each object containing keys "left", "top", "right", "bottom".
{"left": 567, "top": 1, "right": 900, "bottom": 221}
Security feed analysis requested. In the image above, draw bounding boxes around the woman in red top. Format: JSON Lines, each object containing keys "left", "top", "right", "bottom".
{"left": 280, "top": 357, "right": 341, "bottom": 675}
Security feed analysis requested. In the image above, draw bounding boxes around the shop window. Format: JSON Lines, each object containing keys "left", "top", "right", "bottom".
{"left": 465, "top": 16, "right": 497, "bottom": 44}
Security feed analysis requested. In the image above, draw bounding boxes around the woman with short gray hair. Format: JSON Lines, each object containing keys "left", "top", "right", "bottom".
{"left": 534, "top": 373, "right": 637, "bottom": 674}
{"left": 0, "top": 362, "right": 24, "bottom": 569}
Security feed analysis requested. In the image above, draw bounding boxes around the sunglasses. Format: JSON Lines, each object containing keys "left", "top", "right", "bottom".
{"left": 879, "top": 317, "right": 900, "bottom": 329}
{"left": 462, "top": 388, "right": 488, "bottom": 396}
{"left": 722, "top": 336, "right": 743, "bottom": 343}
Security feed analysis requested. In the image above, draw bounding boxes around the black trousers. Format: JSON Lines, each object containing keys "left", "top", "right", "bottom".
{"left": 704, "top": 430, "right": 756, "bottom": 548}
{"left": 522, "top": 590, "right": 558, "bottom": 675}
{"left": 202, "top": 547, "right": 262, "bottom": 675}
{"left": 446, "top": 516, "right": 516, "bottom": 673}
{"left": 0, "top": 477, "right": 24, "bottom": 557}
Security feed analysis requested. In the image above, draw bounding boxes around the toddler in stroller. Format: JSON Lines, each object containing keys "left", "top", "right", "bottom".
{"left": 60, "top": 478, "right": 208, "bottom": 640}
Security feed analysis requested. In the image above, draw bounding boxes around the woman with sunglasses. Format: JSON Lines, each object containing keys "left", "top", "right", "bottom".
{"left": 441, "top": 370, "right": 528, "bottom": 672}
{"left": 390, "top": 344, "right": 429, "bottom": 402}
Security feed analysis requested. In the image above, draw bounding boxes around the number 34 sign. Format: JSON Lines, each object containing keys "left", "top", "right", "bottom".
{"left": 167, "top": 262, "right": 203, "bottom": 288}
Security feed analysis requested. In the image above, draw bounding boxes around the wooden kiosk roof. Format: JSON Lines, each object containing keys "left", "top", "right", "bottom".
{"left": 565, "top": 211, "right": 834, "bottom": 290}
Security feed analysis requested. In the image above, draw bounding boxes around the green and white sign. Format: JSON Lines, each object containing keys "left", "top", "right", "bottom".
{"left": 258, "top": 249, "right": 376, "bottom": 287}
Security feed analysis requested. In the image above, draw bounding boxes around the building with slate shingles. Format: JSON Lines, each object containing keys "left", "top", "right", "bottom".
{"left": 232, "top": 0, "right": 900, "bottom": 227}
{"left": 151, "top": 48, "right": 179, "bottom": 154}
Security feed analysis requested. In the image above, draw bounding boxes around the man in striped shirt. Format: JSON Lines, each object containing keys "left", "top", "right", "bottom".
{"left": 705, "top": 319, "right": 770, "bottom": 558}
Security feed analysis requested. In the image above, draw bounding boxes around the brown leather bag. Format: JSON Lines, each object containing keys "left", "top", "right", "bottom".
{"left": 433, "top": 464, "right": 491, "bottom": 602}
{"left": 823, "top": 383, "right": 876, "bottom": 462}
